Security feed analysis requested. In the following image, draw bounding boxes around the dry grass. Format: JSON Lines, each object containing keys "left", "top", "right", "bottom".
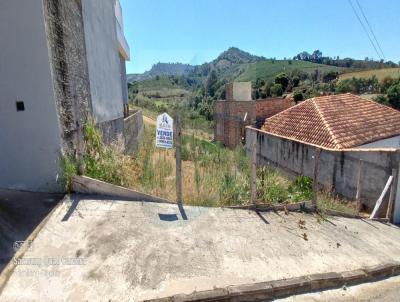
{"left": 339, "top": 68, "right": 400, "bottom": 82}
{"left": 132, "top": 124, "right": 251, "bottom": 206}
{"left": 61, "top": 120, "right": 358, "bottom": 214}
{"left": 317, "top": 190, "right": 358, "bottom": 215}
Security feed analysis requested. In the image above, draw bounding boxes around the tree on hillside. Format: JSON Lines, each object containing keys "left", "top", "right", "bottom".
{"left": 387, "top": 83, "right": 400, "bottom": 109}
{"left": 322, "top": 71, "right": 338, "bottom": 83}
{"left": 270, "top": 83, "right": 283, "bottom": 97}
{"left": 275, "top": 73, "right": 289, "bottom": 91}
{"left": 380, "top": 76, "right": 395, "bottom": 93}
{"left": 293, "top": 90, "right": 304, "bottom": 103}
{"left": 255, "top": 78, "right": 265, "bottom": 89}
{"left": 198, "top": 99, "right": 213, "bottom": 120}
{"left": 291, "top": 76, "right": 300, "bottom": 87}
{"left": 205, "top": 69, "right": 218, "bottom": 97}
{"left": 312, "top": 50, "right": 323, "bottom": 63}
{"left": 294, "top": 51, "right": 311, "bottom": 61}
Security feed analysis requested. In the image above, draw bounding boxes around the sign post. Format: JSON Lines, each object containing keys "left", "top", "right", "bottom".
{"left": 155, "top": 112, "right": 183, "bottom": 204}
{"left": 175, "top": 116, "right": 183, "bottom": 204}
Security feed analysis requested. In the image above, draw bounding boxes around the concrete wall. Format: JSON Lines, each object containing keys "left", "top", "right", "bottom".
{"left": 246, "top": 127, "right": 400, "bottom": 214}
{"left": 359, "top": 135, "right": 400, "bottom": 149}
{"left": 124, "top": 110, "right": 144, "bottom": 155}
{"left": 43, "top": 0, "right": 92, "bottom": 154}
{"left": 226, "top": 82, "right": 252, "bottom": 102}
{"left": 82, "top": 0, "right": 124, "bottom": 123}
{"left": 0, "top": 0, "right": 62, "bottom": 192}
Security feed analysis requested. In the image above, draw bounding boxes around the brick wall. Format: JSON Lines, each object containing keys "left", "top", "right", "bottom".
{"left": 225, "top": 83, "right": 234, "bottom": 102}
{"left": 214, "top": 100, "right": 255, "bottom": 148}
{"left": 214, "top": 97, "right": 295, "bottom": 148}
{"left": 256, "top": 98, "right": 295, "bottom": 119}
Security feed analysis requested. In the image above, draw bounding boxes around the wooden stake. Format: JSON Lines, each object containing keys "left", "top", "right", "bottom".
{"left": 175, "top": 115, "right": 183, "bottom": 204}
{"left": 250, "top": 135, "right": 257, "bottom": 207}
{"left": 386, "top": 168, "right": 398, "bottom": 221}
{"left": 312, "top": 148, "right": 321, "bottom": 210}
{"left": 370, "top": 175, "right": 393, "bottom": 219}
{"left": 356, "top": 159, "right": 363, "bottom": 214}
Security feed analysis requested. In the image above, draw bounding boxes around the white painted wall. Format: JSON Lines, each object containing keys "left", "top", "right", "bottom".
{"left": 358, "top": 135, "right": 400, "bottom": 223}
{"left": 0, "top": 0, "right": 62, "bottom": 192}
{"left": 82, "top": 0, "right": 124, "bottom": 123}
{"left": 359, "top": 135, "right": 400, "bottom": 149}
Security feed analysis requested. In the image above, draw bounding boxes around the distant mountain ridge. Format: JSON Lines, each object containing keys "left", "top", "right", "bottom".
{"left": 213, "top": 47, "right": 266, "bottom": 66}
{"left": 127, "top": 47, "right": 265, "bottom": 83}
{"left": 127, "top": 62, "right": 195, "bottom": 83}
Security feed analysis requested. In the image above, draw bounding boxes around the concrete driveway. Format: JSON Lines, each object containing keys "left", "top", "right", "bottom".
{"left": 1, "top": 195, "right": 400, "bottom": 301}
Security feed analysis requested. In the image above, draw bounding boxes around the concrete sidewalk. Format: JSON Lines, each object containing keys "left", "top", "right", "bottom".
{"left": 0, "top": 189, "right": 62, "bottom": 272}
{"left": 1, "top": 195, "right": 400, "bottom": 301}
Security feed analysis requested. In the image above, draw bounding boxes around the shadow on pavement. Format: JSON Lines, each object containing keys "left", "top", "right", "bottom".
{"left": 0, "top": 189, "right": 63, "bottom": 273}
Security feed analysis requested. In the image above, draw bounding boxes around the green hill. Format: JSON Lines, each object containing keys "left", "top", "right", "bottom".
{"left": 235, "top": 59, "right": 346, "bottom": 83}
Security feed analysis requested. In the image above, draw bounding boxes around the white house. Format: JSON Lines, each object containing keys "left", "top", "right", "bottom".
{"left": 0, "top": 0, "right": 132, "bottom": 192}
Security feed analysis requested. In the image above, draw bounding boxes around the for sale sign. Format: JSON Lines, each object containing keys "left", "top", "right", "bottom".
{"left": 156, "top": 113, "right": 173, "bottom": 149}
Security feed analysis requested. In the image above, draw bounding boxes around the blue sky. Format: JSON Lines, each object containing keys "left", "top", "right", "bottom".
{"left": 121, "top": 0, "right": 400, "bottom": 74}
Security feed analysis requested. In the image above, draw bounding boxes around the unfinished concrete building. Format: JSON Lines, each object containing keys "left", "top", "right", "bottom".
{"left": 214, "top": 82, "right": 294, "bottom": 148}
{"left": 0, "top": 0, "right": 140, "bottom": 192}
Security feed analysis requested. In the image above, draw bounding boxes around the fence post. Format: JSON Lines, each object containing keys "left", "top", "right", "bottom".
{"left": 312, "top": 148, "right": 321, "bottom": 210}
{"left": 175, "top": 115, "right": 183, "bottom": 204}
{"left": 356, "top": 159, "right": 363, "bottom": 214}
{"left": 386, "top": 168, "right": 398, "bottom": 221}
{"left": 250, "top": 133, "right": 257, "bottom": 208}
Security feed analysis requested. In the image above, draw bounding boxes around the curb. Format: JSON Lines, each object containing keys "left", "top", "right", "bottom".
{"left": 72, "top": 175, "right": 174, "bottom": 204}
{"left": 144, "top": 263, "right": 400, "bottom": 302}
{"left": 225, "top": 201, "right": 312, "bottom": 213}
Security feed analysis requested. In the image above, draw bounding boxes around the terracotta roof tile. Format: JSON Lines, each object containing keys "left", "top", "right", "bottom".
{"left": 261, "top": 93, "right": 400, "bottom": 149}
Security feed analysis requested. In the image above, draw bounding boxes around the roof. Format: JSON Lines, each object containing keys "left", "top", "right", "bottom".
{"left": 261, "top": 93, "right": 400, "bottom": 149}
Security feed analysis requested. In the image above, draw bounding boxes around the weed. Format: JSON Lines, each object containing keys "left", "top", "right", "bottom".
{"left": 60, "top": 156, "right": 78, "bottom": 192}
{"left": 288, "top": 175, "right": 313, "bottom": 202}
{"left": 317, "top": 190, "right": 357, "bottom": 215}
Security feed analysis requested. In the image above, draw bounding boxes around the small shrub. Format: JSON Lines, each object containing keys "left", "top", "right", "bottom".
{"left": 82, "top": 120, "right": 135, "bottom": 187}
{"left": 257, "top": 167, "right": 289, "bottom": 204}
{"left": 288, "top": 175, "right": 313, "bottom": 202}
{"left": 60, "top": 156, "right": 78, "bottom": 192}
{"left": 264, "top": 185, "right": 287, "bottom": 203}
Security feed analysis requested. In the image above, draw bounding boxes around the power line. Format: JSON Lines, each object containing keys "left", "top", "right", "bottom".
{"left": 355, "top": 0, "right": 385, "bottom": 60}
{"left": 347, "top": 0, "right": 382, "bottom": 60}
